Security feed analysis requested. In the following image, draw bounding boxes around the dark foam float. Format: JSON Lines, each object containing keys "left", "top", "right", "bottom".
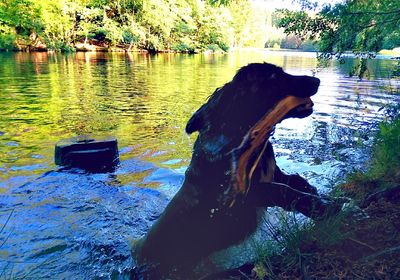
{"left": 55, "top": 136, "right": 119, "bottom": 172}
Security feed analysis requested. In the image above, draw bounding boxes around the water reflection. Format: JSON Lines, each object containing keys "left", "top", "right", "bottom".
{"left": 0, "top": 51, "right": 399, "bottom": 278}
{"left": 1, "top": 51, "right": 398, "bottom": 179}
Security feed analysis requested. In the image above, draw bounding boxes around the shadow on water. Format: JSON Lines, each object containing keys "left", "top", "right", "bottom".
{"left": 0, "top": 50, "right": 399, "bottom": 278}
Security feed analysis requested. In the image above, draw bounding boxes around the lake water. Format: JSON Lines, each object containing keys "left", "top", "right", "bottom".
{"left": 0, "top": 50, "right": 399, "bottom": 278}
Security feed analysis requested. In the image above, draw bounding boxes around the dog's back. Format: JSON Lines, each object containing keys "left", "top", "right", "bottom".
{"left": 135, "top": 137, "right": 262, "bottom": 277}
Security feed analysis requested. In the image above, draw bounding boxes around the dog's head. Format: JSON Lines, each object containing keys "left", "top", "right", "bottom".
{"left": 186, "top": 63, "right": 320, "bottom": 159}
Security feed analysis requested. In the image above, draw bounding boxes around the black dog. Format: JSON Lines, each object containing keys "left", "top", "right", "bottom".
{"left": 134, "top": 63, "right": 340, "bottom": 278}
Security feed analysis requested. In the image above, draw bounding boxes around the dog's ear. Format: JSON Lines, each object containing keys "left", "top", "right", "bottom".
{"left": 185, "top": 104, "right": 207, "bottom": 134}
{"left": 186, "top": 87, "right": 225, "bottom": 134}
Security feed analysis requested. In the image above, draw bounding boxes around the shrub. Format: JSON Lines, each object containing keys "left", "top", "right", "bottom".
{"left": 252, "top": 208, "right": 351, "bottom": 278}
{"left": 172, "top": 43, "right": 195, "bottom": 53}
{"left": 344, "top": 104, "right": 400, "bottom": 199}
{"left": 370, "top": 116, "right": 400, "bottom": 181}
{"left": 0, "top": 25, "right": 16, "bottom": 50}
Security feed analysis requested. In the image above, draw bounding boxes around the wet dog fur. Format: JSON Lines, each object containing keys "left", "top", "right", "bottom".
{"left": 134, "top": 63, "right": 339, "bottom": 278}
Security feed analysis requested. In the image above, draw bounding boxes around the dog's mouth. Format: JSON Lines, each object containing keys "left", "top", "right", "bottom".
{"left": 294, "top": 98, "right": 313, "bottom": 112}
{"left": 286, "top": 97, "right": 314, "bottom": 117}
{"left": 226, "top": 96, "right": 314, "bottom": 206}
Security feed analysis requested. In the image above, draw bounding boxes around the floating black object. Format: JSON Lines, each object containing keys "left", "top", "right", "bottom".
{"left": 55, "top": 136, "right": 119, "bottom": 172}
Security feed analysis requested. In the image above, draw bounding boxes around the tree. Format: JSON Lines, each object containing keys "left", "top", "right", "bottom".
{"left": 277, "top": 0, "right": 400, "bottom": 77}
{"left": 76, "top": 8, "right": 97, "bottom": 43}
{"left": 40, "top": 0, "right": 76, "bottom": 50}
{"left": 0, "top": 0, "right": 275, "bottom": 52}
{"left": 0, "top": 0, "right": 42, "bottom": 49}
{"left": 196, "top": 3, "right": 233, "bottom": 52}
{"left": 227, "top": 0, "right": 252, "bottom": 47}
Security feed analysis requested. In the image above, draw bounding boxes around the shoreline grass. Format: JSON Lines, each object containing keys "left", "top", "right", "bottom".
{"left": 248, "top": 104, "right": 400, "bottom": 279}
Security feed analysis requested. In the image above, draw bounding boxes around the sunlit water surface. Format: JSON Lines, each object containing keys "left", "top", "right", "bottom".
{"left": 0, "top": 51, "right": 399, "bottom": 278}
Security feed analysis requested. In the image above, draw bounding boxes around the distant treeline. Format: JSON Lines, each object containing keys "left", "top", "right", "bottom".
{"left": 0, "top": 0, "right": 316, "bottom": 53}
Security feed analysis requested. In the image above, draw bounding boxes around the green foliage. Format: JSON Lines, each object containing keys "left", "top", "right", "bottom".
{"left": 172, "top": 42, "right": 195, "bottom": 53}
{"left": 253, "top": 209, "right": 351, "bottom": 278}
{"left": 0, "top": 0, "right": 43, "bottom": 50}
{"left": 0, "top": 0, "right": 265, "bottom": 52}
{"left": 0, "top": 25, "right": 16, "bottom": 49}
{"left": 76, "top": 7, "right": 102, "bottom": 42}
{"left": 102, "top": 16, "right": 123, "bottom": 46}
{"left": 370, "top": 116, "right": 400, "bottom": 181}
{"left": 2, "top": 0, "right": 348, "bottom": 53}
{"left": 277, "top": 0, "right": 400, "bottom": 76}
{"left": 0, "top": 0, "right": 42, "bottom": 35}
{"left": 346, "top": 111, "right": 400, "bottom": 197}
{"left": 228, "top": 0, "right": 269, "bottom": 48}
{"left": 207, "top": 0, "right": 231, "bottom": 6}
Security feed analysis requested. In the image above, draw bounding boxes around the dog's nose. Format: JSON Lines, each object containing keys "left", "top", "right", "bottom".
{"left": 309, "top": 77, "right": 320, "bottom": 95}
{"left": 302, "top": 75, "right": 320, "bottom": 87}
{"left": 311, "top": 76, "right": 320, "bottom": 87}
{"left": 291, "top": 75, "right": 320, "bottom": 97}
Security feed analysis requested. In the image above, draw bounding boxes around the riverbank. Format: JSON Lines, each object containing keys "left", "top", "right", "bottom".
{"left": 221, "top": 111, "right": 400, "bottom": 279}
{"left": 0, "top": 42, "right": 310, "bottom": 55}
{"left": 3, "top": 44, "right": 400, "bottom": 60}
{"left": 0, "top": 39, "right": 200, "bottom": 54}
